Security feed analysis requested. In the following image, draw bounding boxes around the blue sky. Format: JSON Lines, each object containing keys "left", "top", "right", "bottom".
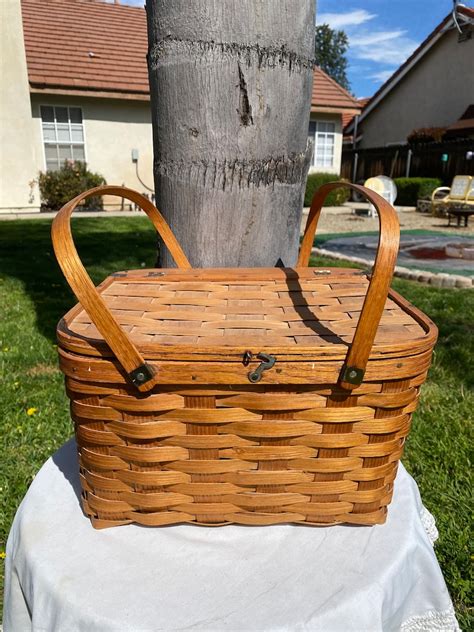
{"left": 317, "top": 0, "right": 452, "bottom": 98}
{"left": 120, "top": 0, "right": 453, "bottom": 98}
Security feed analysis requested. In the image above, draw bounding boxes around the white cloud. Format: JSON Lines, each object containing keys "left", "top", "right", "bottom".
{"left": 317, "top": 9, "right": 376, "bottom": 29}
{"left": 370, "top": 69, "right": 397, "bottom": 83}
{"left": 350, "top": 29, "right": 406, "bottom": 46}
{"left": 317, "top": 7, "right": 419, "bottom": 67}
{"left": 351, "top": 32, "right": 419, "bottom": 65}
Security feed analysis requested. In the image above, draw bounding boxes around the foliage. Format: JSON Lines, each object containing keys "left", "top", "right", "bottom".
{"left": 315, "top": 24, "right": 351, "bottom": 92}
{"left": 394, "top": 177, "right": 443, "bottom": 205}
{"left": 38, "top": 161, "right": 106, "bottom": 211}
{"left": 407, "top": 127, "right": 447, "bottom": 144}
{"left": 304, "top": 173, "right": 350, "bottom": 206}
{"left": 0, "top": 218, "right": 472, "bottom": 628}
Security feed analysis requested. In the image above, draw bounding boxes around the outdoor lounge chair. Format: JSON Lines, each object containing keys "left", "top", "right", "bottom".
{"left": 431, "top": 175, "right": 474, "bottom": 214}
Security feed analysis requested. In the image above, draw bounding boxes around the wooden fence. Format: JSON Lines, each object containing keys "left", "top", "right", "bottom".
{"left": 341, "top": 140, "right": 474, "bottom": 184}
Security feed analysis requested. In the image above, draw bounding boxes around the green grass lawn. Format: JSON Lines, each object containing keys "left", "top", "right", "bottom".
{"left": 1, "top": 217, "right": 472, "bottom": 627}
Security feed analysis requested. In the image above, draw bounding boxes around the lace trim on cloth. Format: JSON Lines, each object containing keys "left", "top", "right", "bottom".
{"left": 400, "top": 605, "right": 460, "bottom": 632}
{"left": 420, "top": 506, "right": 439, "bottom": 545}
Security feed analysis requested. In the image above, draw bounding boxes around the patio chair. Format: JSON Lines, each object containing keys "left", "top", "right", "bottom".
{"left": 431, "top": 175, "right": 473, "bottom": 214}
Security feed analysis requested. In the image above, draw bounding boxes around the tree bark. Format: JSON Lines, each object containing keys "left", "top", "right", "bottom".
{"left": 146, "top": 0, "right": 315, "bottom": 268}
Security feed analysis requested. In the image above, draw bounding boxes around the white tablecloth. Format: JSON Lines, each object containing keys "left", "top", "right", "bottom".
{"left": 3, "top": 439, "right": 458, "bottom": 632}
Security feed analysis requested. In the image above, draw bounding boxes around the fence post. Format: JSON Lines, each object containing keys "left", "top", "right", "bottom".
{"left": 406, "top": 149, "right": 413, "bottom": 177}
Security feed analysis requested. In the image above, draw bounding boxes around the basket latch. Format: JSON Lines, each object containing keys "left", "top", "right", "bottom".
{"left": 243, "top": 352, "right": 276, "bottom": 383}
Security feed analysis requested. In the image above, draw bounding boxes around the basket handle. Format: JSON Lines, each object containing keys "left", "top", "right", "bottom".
{"left": 51, "top": 185, "right": 191, "bottom": 392}
{"left": 298, "top": 182, "right": 400, "bottom": 390}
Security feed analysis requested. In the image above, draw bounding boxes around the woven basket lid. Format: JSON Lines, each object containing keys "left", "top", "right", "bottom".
{"left": 57, "top": 266, "right": 435, "bottom": 363}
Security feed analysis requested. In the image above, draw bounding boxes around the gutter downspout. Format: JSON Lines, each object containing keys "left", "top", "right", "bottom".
{"left": 352, "top": 114, "right": 359, "bottom": 183}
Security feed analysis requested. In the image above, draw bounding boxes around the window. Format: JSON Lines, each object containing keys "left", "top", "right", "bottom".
{"left": 309, "top": 120, "right": 336, "bottom": 169}
{"left": 40, "top": 106, "right": 85, "bottom": 170}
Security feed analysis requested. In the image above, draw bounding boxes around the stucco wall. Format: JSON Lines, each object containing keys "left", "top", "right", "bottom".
{"left": 0, "top": 0, "right": 40, "bottom": 211}
{"left": 29, "top": 94, "right": 154, "bottom": 210}
{"left": 359, "top": 28, "right": 474, "bottom": 148}
{"left": 308, "top": 112, "right": 343, "bottom": 174}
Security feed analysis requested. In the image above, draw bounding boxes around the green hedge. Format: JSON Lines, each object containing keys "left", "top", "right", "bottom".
{"left": 304, "top": 173, "right": 350, "bottom": 207}
{"left": 393, "top": 177, "right": 442, "bottom": 206}
{"left": 38, "top": 161, "right": 106, "bottom": 211}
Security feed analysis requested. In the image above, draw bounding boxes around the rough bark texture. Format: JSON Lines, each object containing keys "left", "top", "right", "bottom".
{"left": 146, "top": 0, "right": 315, "bottom": 268}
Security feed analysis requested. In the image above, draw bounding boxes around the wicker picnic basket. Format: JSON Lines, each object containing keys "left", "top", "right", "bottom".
{"left": 52, "top": 183, "right": 437, "bottom": 530}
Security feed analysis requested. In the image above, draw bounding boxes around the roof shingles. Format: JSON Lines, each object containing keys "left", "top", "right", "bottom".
{"left": 311, "top": 67, "right": 359, "bottom": 110}
{"left": 22, "top": 0, "right": 149, "bottom": 95}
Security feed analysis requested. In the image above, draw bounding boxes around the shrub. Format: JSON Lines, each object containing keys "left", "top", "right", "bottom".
{"left": 304, "top": 173, "right": 350, "bottom": 207}
{"left": 407, "top": 127, "right": 446, "bottom": 144}
{"left": 393, "top": 177, "right": 443, "bottom": 206}
{"left": 38, "top": 161, "right": 106, "bottom": 211}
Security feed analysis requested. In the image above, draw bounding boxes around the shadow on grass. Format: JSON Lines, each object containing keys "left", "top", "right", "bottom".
{"left": 0, "top": 217, "right": 157, "bottom": 344}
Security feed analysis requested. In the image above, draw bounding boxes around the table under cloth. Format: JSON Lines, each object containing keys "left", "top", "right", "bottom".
{"left": 3, "top": 439, "right": 459, "bottom": 632}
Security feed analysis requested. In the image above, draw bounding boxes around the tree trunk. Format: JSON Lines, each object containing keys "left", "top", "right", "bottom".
{"left": 146, "top": 0, "right": 315, "bottom": 268}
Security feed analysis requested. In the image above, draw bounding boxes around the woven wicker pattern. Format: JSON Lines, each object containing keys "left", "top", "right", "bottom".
{"left": 53, "top": 184, "right": 438, "bottom": 529}
{"left": 65, "top": 271, "right": 427, "bottom": 352}
{"left": 70, "top": 376, "right": 423, "bottom": 529}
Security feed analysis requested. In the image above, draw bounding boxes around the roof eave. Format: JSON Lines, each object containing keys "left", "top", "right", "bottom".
{"left": 311, "top": 105, "right": 361, "bottom": 114}
{"left": 29, "top": 85, "right": 151, "bottom": 102}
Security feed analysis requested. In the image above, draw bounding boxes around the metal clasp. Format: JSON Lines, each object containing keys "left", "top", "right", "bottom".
{"left": 244, "top": 351, "right": 276, "bottom": 383}
{"left": 313, "top": 269, "right": 331, "bottom": 276}
{"left": 128, "top": 363, "right": 155, "bottom": 387}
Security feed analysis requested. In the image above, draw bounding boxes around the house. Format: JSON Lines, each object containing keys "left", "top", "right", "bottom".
{"left": 308, "top": 68, "right": 361, "bottom": 174}
{"left": 1, "top": 0, "right": 152, "bottom": 213}
{"left": 345, "top": 6, "right": 474, "bottom": 149}
{"left": 1, "top": 0, "right": 360, "bottom": 213}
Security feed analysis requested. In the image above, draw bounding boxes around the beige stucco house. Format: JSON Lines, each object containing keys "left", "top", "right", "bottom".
{"left": 346, "top": 7, "right": 474, "bottom": 149}
{"left": 308, "top": 68, "right": 361, "bottom": 174}
{"left": 1, "top": 0, "right": 360, "bottom": 214}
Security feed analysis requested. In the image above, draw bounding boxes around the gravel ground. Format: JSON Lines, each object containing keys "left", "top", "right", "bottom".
{"left": 302, "top": 204, "right": 474, "bottom": 236}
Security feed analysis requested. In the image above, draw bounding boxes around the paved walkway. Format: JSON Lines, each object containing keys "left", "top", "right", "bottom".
{"left": 305, "top": 205, "right": 473, "bottom": 288}
{"left": 320, "top": 233, "right": 473, "bottom": 272}
{"left": 0, "top": 209, "right": 141, "bottom": 220}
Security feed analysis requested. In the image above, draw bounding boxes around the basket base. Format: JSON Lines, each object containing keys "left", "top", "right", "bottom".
{"left": 82, "top": 496, "right": 389, "bottom": 530}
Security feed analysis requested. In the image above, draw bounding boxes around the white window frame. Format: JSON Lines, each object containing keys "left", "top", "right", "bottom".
{"left": 40, "top": 105, "right": 87, "bottom": 171}
{"left": 309, "top": 120, "right": 336, "bottom": 170}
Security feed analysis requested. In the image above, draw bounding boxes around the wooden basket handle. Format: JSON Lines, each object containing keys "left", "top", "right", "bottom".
{"left": 298, "top": 182, "right": 400, "bottom": 389}
{"left": 51, "top": 185, "right": 191, "bottom": 392}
